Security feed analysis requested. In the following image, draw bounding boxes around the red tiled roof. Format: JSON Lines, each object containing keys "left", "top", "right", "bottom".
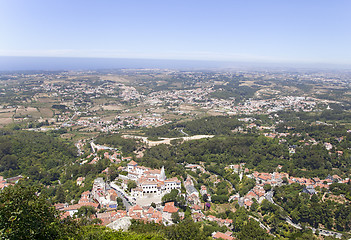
{"left": 63, "top": 202, "right": 99, "bottom": 211}
{"left": 192, "top": 204, "right": 202, "bottom": 210}
{"left": 147, "top": 207, "right": 155, "bottom": 214}
{"left": 131, "top": 205, "right": 143, "bottom": 211}
{"left": 163, "top": 202, "right": 179, "bottom": 213}
{"left": 128, "top": 160, "right": 137, "bottom": 166}
{"left": 213, "top": 232, "right": 234, "bottom": 240}
{"left": 246, "top": 191, "right": 257, "bottom": 199}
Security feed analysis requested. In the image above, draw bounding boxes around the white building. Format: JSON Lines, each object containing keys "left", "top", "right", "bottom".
{"left": 126, "top": 161, "right": 180, "bottom": 197}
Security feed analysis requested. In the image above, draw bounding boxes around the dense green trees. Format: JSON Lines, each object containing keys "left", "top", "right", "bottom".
{"left": 161, "top": 189, "right": 185, "bottom": 207}
{"left": 0, "top": 182, "right": 165, "bottom": 240}
{"left": 164, "top": 218, "right": 209, "bottom": 240}
{"left": 141, "top": 134, "right": 288, "bottom": 179}
{"left": 0, "top": 130, "right": 77, "bottom": 181}
{"left": 78, "top": 225, "right": 165, "bottom": 240}
{"left": 95, "top": 134, "right": 138, "bottom": 155}
{"left": 0, "top": 182, "right": 78, "bottom": 239}
{"left": 236, "top": 220, "right": 273, "bottom": 240}
{"left": 330, "top": 182, "right": 351, "bottom": 200}
{"left": 274, "top": 184, "right": 351, "bottom": 232}
{"left": 146, "top": 116, "right": 243, "bottom": 137}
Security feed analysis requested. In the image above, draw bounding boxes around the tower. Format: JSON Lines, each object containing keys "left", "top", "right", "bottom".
{"left": 160, "top": 166, "right": 166, "bottom": 181}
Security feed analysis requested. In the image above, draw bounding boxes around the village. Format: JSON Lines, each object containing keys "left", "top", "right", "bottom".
{"left": 14, "top": 138, "right": 344, "bottom": 239}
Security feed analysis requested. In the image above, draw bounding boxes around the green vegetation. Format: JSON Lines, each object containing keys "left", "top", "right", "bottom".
{"left": 329, "top": 182, "right": 351, "bottom": 200}
{"left": 0, "top": 130, "right": 77, "bottom": 181}
{"left": 0, "top": 182, "right": 78, "bottom": 240}
{"left": 274, "top": 183, "right": 351, "bottom": 232}
{"left": 95, "top": 134, "right": 138, "bottom": 155}
{"left": 145, "top": 116, "right": 243, "bottom": 137}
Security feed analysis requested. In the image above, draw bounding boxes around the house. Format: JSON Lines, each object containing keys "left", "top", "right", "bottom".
{"left": 125, "top": 161, "right": 180, "bottom": 196}
{"left": 245, "top": 191, "right": 258, "bottom": 200}
{"left": 127, "top": 160, "right": 138, "bottom": 172}
{"left": 200, "top": 185, "right": 207, "bottom": 196}
{"left": 185, "top": 164, "right": 205, "bottom": 173}
{"left": 79, "top": 191, "right": 91, "bottom": 204}
{"left": 302, "top": 185, "right": 316, "bottom": 195}
{"left": 123, "top": 157, "right": 133, "bottom": 161}
{"left": 244, "top": 198, "right": 253, "bottom": 208}
{"left": 163, "top": 202, "right": 179, "bottom": 219}
{"left": 164, "top": 177, "right": 181, "bottom": 192}
{"left": 0, "top": 176, "right": 12, "bottom": 190}
{"left": 324, "top": 142, "right": 333, "bottom": 151}
{"left": 63, "top": 202, "right": 99, "bottom": 217}
{"left": 76, "top": 177, "right": 85, "bottom": 186}
{"left": 131, "top": 187, "right": 144, "bottom": 198}
{"left": 212, "top": 231, "right": 234, "bottom": 240}
{"left": 332, "top": 175, "right": 342, "bottom": 182}
{"left": 228, "top": 164, "right": 240, "bottom": 173}
{"left": 139, "top": 179, "right": 159, "bottom": 194}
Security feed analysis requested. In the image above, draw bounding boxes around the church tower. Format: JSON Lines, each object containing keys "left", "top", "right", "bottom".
{"left": 160, "top": 166, "right": 166, "bottom": 181}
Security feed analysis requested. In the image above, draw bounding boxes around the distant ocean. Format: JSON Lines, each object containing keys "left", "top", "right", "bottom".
{"left": 0, "top": 56, "right": 349, "bottom": 71}
{"left": 0, "top": 56, "right": 234, "bottom": 71}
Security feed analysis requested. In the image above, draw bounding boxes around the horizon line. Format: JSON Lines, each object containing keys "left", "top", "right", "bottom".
{"left": 0, "top": 55, "right": 350, "bottom": 71}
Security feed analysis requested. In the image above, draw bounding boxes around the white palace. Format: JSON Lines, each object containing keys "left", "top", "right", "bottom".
{"left": 125, "top": 160, "right": 181, "bottom": 198}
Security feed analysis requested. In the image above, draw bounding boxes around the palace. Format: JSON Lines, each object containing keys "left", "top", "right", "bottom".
{"left": 124, "top": 160, "right": 181, "bottom": 197}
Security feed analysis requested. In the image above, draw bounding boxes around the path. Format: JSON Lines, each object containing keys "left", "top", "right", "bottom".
{"left": 266, "top": 190, "right": 342, "bottom": 238}
{"left": 110, "top": 182, "right": 133, "bottom": 211}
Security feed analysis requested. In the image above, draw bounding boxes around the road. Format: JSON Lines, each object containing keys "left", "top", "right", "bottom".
{"left": 110, "top": 182, "right": 133, "bottom": 211}
{"left": 311, "top": 227, "right": 342, "bottom": 239}
{"left": 180, "top": 129, "right": 189, "bottom": 136}
{"left": 249, "top": 215, "right": 271, "bottom": 232}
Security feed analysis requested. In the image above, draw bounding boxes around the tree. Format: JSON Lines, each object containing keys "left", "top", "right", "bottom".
{"left": 171, "top": 212, "right": 180, "bottom": 224}
{"left": 250, "top": 200, "right": 259, "bottom": 212}
{"left": 165, "top": 218, "right": 208, "bottom": 240}
{"left": 237, "top": 220, "right": 272, "bottom": 240}
{"left": 282, "top": 177, "right": 288, "bottom": 184}
{"left": 202, "top": 194, "right": 208, "bottom": 202}
{"left": 55, "top": 185, "right": 66, "bottom": 203}
{"left": 0, "top": 181, "right": 77, "bottom": 239}
{"left": 127, "top": 180, "right": 137, "bottom": 192}
{"left": 117, "top": 197, "right": 125, "bottom": 210}
{"left": 75, "top": 206, "right": 97, "bottom": 218}
{"left": 161, "top": 189, "right": 178, "bottom": 203}
{"left": 263, "top": 184, "right": 272, "bottom": 192}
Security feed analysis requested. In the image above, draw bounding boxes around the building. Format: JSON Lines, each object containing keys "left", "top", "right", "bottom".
{"left": 124, "top": 161, "right": 181, "bottom": 197}
{"left": 162, "top": 202, "right": 179, "bottom": 219}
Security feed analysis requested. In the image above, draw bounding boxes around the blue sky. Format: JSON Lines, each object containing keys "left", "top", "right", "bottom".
{"left": 0, "top": 0, "right": 350, "bottom": 64}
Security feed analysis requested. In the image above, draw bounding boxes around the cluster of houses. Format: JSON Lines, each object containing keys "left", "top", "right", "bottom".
{"left": 226, "top": 163, "right": 350, "bottom": 208}
{"left": 251, "top": 171, "right": 289, "bottom": 186}
{"left": 250, "top": 169, "right": 348, "bottom": 192}
{"left": 57, "top": 178, "right": 118, "bottom": 219}
{"left": 57, "top": 175, "right": 182, "bottom": 226}
{"left": 0, "top": 175, "right": 23, "bottom": 190}
{"left": 95, "top": 202, "right": 179, "bottom": 226}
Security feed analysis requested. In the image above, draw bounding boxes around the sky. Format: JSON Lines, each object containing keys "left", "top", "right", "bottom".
{"left": 0, "top": 0, "right": 350, "bottom": 65}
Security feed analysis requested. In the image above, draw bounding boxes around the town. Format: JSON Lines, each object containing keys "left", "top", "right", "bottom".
{"left": 0, "top": 69, "right": 350, "bottom": 239}
{"left": 3, "top": 137, "right": 346, "bottom": 238}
